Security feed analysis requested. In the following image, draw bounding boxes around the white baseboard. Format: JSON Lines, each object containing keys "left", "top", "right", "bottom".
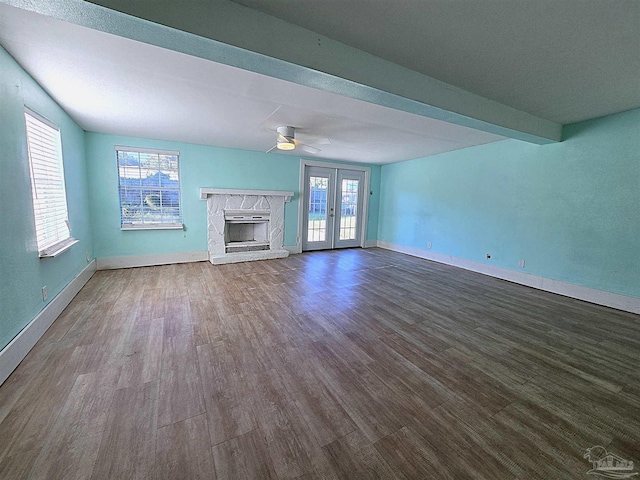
{"left": 289, "top": 241, "right": 375, "bottom": 253}
{"left": 285, "top": 244, "right": 302, "bottom": 255}
{"left": 0, "top": 260, "right": 97, "bottom": 387}
{"left": 96, "top": 251, "right": 208, "bottom": 270}
{"left": 376, "top": 241, "right": 640, "bottom": 315}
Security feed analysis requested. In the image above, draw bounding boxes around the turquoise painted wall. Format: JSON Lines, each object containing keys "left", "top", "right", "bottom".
{"left": 378, "top": 109, "right": 640, "bottom": 298}
{"left": 0, "top": 46, "right": 93, "bottom": 351}
{"left": 85, "top": 133, "right": 381, "bottom": 259}
{"left": 367, "top": 165, "right": 381, "bottom": 241}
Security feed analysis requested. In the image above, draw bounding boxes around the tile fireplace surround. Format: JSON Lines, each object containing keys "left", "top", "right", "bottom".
{"left": 200, "top": 188, "right": 294, "bottom": 265}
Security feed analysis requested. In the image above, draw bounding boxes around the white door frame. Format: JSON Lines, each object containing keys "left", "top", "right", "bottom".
{"left": 302, "top": 165, "right": 337, "bottom": 252}
{"left": 297, "top": 159, "right": 371, "bottom": 253}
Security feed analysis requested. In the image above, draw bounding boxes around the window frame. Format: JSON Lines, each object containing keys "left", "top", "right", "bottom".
{"left": 24, "top": 108, "right": 77, "bottom": 258}
{"left": 115, "top": 146, "right": 183, "bottom": 230}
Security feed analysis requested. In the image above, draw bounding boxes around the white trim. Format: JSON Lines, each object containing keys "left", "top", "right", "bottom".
{"left": 114, "top": 145, "right": 179, "bottom": 156}
{"left": 199, "top": 188, "right": 294, "bottom": 202}
{"left": 297, "top": 162, "right": 306, "bottom": 252}
{"left": 40, "top": 237, "right": 79, "bottom": 258}
{"left": 0, "top": 260, "right": 96, "bottom": 387}
{"left": 96, "top": 251, "right": 208, "bottom": 270}
{"left": 364, "top": 239, "right": 378, "bottom": 248}
{"left": 120, "top": 224, "right": 184, "bottom": 231}
{"left": 298, "top": 159, "right": 371, "bottom": 252}
{"left": 284, "top": 244, "right": 302, "bottom": 255}
{"left": 377, "top": 241, "right": 640, "bottom": 315}
{"left": 24, "top": 106, "right": 58, "bottom": 131}
{"left": 299, "top": 159, "right": 372, "bottom": 171}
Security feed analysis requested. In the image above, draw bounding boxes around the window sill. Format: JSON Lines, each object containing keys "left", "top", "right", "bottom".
{"left": 39, "top": 238, "right": 79, "bottom": 258}
{"left": 121, "top": 224, "right": 184, "bottom": 231}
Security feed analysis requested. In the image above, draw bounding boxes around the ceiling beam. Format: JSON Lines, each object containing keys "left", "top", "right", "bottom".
{"left": 2, "top": 0, "right": 562, "bottom": 143}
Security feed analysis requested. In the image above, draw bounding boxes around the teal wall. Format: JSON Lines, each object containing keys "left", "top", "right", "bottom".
{"left": 378, "top": 109, "right": 640, "bottom": 298}
{"left": 367, "top": 165, "right": 381, "bottom": 241}
{"left": 85, "top": 133, "right": 381, "bottom": 259}
{"left": 0, "top": 46, "right": 93, "bottom": 351}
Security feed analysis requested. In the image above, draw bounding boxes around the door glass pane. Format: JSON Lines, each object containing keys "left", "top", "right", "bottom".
{"left": 308, "top": 176, "right": 328, "bottom": 242}
{"left": 339, "top": 179, "right": 359, "bottom": 240}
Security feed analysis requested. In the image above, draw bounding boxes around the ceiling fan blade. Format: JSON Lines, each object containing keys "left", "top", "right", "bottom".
{"left": 266, "top": 144, "right": 278, "bottom": 153}
{"left": 298, "top": 133, "right": 332, "bottom": 145}
{"left": 300, "top": 144, "right": 320, "bottom": 155}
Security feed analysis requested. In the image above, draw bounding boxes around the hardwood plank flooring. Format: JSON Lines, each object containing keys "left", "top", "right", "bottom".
{"left": 156, "top": 414, "right": 215, "bottom": 479}
{"left": 1, "top": 248, "right": 639, "bottom": 479}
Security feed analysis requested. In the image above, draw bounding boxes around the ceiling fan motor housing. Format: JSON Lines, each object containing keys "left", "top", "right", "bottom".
{"left": 277, "top": 125, "right": 295, "bottom": 141}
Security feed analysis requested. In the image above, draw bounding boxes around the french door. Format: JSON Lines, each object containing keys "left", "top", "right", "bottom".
{"left": 302, "top": 166, "right": 365, "bottom": 251}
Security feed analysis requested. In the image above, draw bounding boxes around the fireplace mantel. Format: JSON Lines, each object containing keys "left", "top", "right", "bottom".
{"left": 200, "top": 188, "right": 294, "bottom": 265}
{"left": 200, "top": 188, "right": 294, "bottom": 202}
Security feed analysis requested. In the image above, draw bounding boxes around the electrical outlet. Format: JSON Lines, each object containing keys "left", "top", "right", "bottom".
{"left": 486, "top": 253, "right": 491, "bottom": 259}
{"left": 42, "top": 286, "right": 47, "bottom": 301}
{"left": 427, "top": 242, "right": 432, "bottom": 249}
{"left": 519, "top": 259, "right": 526, "bottom": 268}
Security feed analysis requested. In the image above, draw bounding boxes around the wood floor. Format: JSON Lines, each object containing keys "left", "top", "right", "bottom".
{"left": 0, "top": 248, "right": 639, "bottom": 479}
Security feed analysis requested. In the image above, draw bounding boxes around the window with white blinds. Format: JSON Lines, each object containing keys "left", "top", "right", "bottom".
{"left": 116, "top": 147, "right": 182, "bottom": 229}
{"left": 24, "top": 109, "right": 76, "bottom": 257}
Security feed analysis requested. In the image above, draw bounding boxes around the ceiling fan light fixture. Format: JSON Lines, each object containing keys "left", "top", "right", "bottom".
{"left": 275, "top": 125, "right": 296, "bottom": 151}
{"left": 276, "top": 141, "right": 295, "bottom": 150}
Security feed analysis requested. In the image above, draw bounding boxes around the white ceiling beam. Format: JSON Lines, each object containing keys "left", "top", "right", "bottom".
{"left": 2, "top": 0, "right": 562, "bottom": 143}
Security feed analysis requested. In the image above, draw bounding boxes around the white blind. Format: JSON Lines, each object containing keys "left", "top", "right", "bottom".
{"left": 116, "top": 147, "right": 182, "bottom": 227}
{"left": 24, "top": 109, "right": 71, "bottom": 254}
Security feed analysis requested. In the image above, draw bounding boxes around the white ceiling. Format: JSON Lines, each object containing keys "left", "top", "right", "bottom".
{"left": 0, "top": 4, "right": 505, "bottom": 165}
{"left": 2, "top": 1, "right": 637, "bottom": 165}
{"left": 232, "top": 0, "right": 640, "bottom": 125}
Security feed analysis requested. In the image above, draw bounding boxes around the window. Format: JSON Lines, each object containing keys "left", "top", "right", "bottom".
{"left": 116, "top": 146, "right": 182, "bottom": 229}
{"left": 24, "top": 109, "right": 77, "bottom": 257}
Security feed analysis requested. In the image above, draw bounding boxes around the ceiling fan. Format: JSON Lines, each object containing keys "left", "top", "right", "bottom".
{"left": 266, "top": 126, "right": 321, "bottom": 155}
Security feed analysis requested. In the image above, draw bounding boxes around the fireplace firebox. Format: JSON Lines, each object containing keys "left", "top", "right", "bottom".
{"left": 224, "top": 210, "right": 270, "bottom": 253}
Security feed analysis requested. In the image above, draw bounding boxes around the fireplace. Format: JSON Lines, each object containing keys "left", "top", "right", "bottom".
{"left": 200, "top": 188, "right": 294, "bottom": 264}
{"left": 224, "top": 210, "right": 270, "bottom": 253}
